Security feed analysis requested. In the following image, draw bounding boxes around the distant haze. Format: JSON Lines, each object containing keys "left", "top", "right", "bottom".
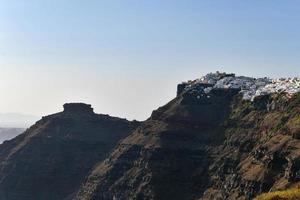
{"left": 0, "top": 113, "right": 40, "bottom": 128}
{"left": 0, "top": 127, "right": 25, "bottom": 144}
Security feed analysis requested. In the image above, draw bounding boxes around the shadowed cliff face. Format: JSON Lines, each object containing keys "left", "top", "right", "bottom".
{"left": 0, "top": 103, "right": 139, "bottom": 200}
{"left": 76, "top": 90, "right": 300, "bottom": 200}
{"left": 75, "top": 88, "right": 241, "bottom": 200}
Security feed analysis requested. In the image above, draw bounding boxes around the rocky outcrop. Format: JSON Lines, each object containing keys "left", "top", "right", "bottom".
{"left": 0, "top": 103, "right": 139, "bottom": 200}
{"left": 63, "top": 103, "right": 94, "bottom": 113}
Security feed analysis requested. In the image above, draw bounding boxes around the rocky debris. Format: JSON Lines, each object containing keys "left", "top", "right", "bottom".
{"left": 0, "top": 103, "right": 139, "bottom": 200}
{"left": 178, "top": 71, "right": 300, "bottom": 101}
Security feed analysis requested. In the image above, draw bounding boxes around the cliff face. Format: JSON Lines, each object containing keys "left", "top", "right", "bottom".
{"left": 202, "top": 93, "right": 300, "bottom": 200}
{"left": 75, "top": 88, "right": 300, "bottom": 200}
{"left": 1, "top": 76, "right": 300, "bottom": 200}
{"left": 75, "top": 88, "right": 239, "bottom": 200}
{"left": 0, "top": 103, "right": 139, "bottom": 200}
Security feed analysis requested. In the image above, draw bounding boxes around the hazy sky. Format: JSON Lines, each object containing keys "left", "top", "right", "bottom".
{"left": 1, "top": 0, "right": 300, "bottom": 121}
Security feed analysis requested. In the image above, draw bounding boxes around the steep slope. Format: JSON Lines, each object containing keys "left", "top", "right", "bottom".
{"left": 0, "top": 103, "right": 139, "bottom": 200}
{"left": 75, "top": 88, "right": 240, "bottom": 200}
{"left": 76, "top": 86, "right": 300, "bottom": 200}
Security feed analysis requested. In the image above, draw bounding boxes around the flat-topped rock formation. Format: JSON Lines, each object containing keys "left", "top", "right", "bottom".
{"left": 63, "top": 103, "right": 94, "bottom": 113}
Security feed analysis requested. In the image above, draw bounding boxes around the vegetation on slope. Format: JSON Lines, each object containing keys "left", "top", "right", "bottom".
{"left": 254, "top": 188, "right": 300, "bottom": 200}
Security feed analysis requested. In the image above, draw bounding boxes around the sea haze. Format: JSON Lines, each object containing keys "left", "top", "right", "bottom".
{"left": 0, "top": 127, "right": 25, "bottom": 144}
{"left": 0, "top": 113, "right": 39, "bottom": 128}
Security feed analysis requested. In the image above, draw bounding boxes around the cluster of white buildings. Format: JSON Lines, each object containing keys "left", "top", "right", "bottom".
{"left": 183, "top": 71, "right": 300, "bottom": 101}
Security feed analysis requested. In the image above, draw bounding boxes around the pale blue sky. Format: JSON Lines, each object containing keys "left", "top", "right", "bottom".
{"left": 1, "top": 0, "right": 300, "bottom": 121}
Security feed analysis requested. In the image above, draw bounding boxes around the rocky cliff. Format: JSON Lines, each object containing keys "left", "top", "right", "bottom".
{"left": 0, "top": 103, "right": 139, "bottom": 200}
{"left": 1, "top": 73, "right": 300, "bottom": 200}
{"left": 75, "top": 80, "right": 300, "bottom": 200}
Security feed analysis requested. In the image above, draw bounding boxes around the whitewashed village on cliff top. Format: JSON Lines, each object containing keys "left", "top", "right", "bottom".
{"left": 181, "top": 71, "right": 300, "bottom": 101}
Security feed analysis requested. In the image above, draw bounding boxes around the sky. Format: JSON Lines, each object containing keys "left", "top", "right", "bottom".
{"left": 1, "top": 0, "right": 300, "bottom": 122}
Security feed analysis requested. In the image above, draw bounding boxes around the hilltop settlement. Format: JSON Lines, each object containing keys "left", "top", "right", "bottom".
{"left": 179, "top": 71, "right": 300, "bottom": 101}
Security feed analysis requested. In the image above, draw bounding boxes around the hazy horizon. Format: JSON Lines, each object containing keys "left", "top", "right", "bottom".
{"left": 0, "top": 113, "right": 40, "bottom": 128}
{"left": 1, "top": 1, "right": 300, "bottom": 121}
